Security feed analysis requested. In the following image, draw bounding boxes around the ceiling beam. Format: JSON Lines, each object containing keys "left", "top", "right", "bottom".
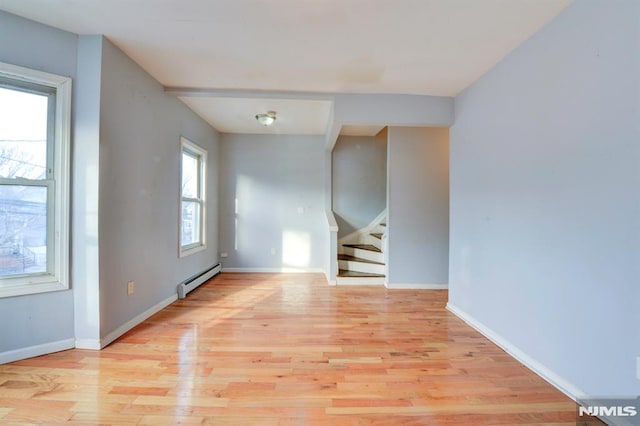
{"left": 164, "top": 87, "right": 335, "bottom": 101}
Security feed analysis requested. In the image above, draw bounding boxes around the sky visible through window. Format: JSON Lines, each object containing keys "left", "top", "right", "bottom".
{"left": 181, "top": 151, "right": 198, "bottom": 198}
{"left": 0, "top": 87, "right": 49, "bottom": 276}
{"left": 0, "top": 87, "right": 48, "bottom": 180}
{"left": 181, "top": 150, "right": 200, "bottom": 247}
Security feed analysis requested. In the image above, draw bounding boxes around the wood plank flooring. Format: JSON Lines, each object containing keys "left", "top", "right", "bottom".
{"left": 0, "top": 273, "right": 598, "bottom": 425}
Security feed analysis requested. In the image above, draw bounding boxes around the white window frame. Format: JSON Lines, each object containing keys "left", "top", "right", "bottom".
{"left": 0, "top": 62, "right": 71, "bottom": 298}
{"left": 179, "top": 137, "right": 207, "bottom": 257}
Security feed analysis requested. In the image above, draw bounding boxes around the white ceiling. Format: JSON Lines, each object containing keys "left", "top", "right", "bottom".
{"left": 179, "top": 97, "right": 333, "bottom": 135}
{"left": 0, "top": 0, "right": 573, "bottom": 135}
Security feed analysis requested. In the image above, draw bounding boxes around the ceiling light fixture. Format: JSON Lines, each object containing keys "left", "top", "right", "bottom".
{"left": 255, "top": 110, "right": 277, "bottom": 126}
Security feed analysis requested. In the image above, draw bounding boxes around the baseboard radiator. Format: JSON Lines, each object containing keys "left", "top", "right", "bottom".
{"left": 177, "top": 263, "right": 221, "bottom": 299}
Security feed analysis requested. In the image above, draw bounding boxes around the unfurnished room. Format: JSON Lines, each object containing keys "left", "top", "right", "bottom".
{"left": 0, "top": 0, "right": 638, "bottom": 424}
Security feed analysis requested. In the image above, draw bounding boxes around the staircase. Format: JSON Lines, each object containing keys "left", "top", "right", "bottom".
{"left": 337, "top": 217, "right": 386, "bottom": 285}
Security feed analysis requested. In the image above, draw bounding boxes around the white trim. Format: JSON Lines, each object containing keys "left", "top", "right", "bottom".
{"left": 74, "top": 338, "right": 101, "bottom": 350}
{"left": 323, "top": 271, "right": 337, "bottom": 286}
{"left": 222, "top": 267, "right": 325, "bottom": 273}
{"left": 386, "top": 283, "right": 448, "bottom": 290}
{"left": 179, "top": 136, "right": 207, "bottom": 258}
{"left": 325, "top": 209, "right": 339, "bottom": 232}
{"left": 179, "top": 244, "right": 206, "bottom": 258}
{"left": 382, "top": 233, "right": 389, "bottom": 278}
{"left": 0, "top": 62, "right": 71, "bottom": 86}
{"left": 165, "top": 87, "right": 335, "bottom": 101}
{"left": 54, "top": 72, "right": 72, "bottom": 293}
{"left": 75, "top": 294, "right": 178, "bottom": 350}
{"left": 0, "top": 61, "right": 72, "bottom": 298}
{"left": 335, "top": 276, "right": 385, "bottom": 286}
{"left": 0, "top": 280, "right": 69, "bottom": 299}
{"left": 100, "top": 294, "right": 178, "bottom": 348}
{"left": 325, "top": 120, "right": 341, "bottom": 151}
{"left": 0, "top": 338, "right": 74, "bottom": 364}
{"left": 446, "top": 302, "right": 587, "bottom": 402}
{"left": 338, "top": 209, "right": 386, "bottom": 248}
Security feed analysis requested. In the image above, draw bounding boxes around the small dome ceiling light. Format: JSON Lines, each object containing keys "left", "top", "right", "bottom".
{"left": 255, "top": 110, "right": 277, "bottom": 126}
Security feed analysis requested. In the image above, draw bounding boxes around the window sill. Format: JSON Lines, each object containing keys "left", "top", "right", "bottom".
{"left": 0, "top": 279, "right": 68, "bottom": 298}
{"left": 179, "top": 244, "right": 206, "bottom": 258}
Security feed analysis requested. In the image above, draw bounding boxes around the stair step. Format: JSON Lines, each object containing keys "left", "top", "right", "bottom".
{"left": 342, "top": 244, "right": 381, "bottom": 253}
{"left": 338, "top": 269, "right": 385, "bottom": 278}
{"left": 342, "top": 245, "right": 384, "bottom": 263}
{"left": 338, "top": 252, "right": 385, "bottom": 275}
{"left": 370, "top": 233, "right": 383, "bottom": 239}
{"left": 338, "top": 254, "right": 384, "bottom": 265}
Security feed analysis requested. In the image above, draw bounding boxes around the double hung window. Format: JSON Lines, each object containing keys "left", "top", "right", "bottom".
{"left": 0, "top": 62, "right": 71, "bottom": 298}
{"left": 180, "top": 137, "right": 206, "bottom": 257}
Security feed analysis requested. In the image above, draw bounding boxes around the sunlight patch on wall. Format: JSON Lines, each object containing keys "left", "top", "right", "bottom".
{"left": 234, "top": 198, "right": 238, "bottom": 251}
{"left": 234, "top": 174, "right": 254, "bottom": 252}
{"left": 282, "top": 230, "right": 310, "bottom": 268}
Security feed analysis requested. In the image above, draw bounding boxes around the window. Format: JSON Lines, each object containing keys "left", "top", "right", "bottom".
{"left": 0, "top": 62, "right": 71, "bottom": 298}
{"left": 180, "top": 137, "right": 206, "bottom": 257}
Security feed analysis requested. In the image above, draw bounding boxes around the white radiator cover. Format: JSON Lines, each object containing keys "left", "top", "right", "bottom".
{"left": 177, "top": 263, "right": 221, "bottom": 299}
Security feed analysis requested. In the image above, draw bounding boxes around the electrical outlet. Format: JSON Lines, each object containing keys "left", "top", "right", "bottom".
{"left": 127, "top": 281, "right": 135, "bottom": 295}
{"left": 637, "top": 356, "right": 640, "bottom": 380}
{"left": 270, "top": 248, "right": 276, "bottom": 255}
{"left": 220, "top": 252, "right": 228, "bottom": 258}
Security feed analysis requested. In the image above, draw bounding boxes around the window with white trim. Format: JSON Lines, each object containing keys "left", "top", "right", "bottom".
{"left": 179, "top": 137, "right": 206, "bottom": 257}
{"left": 0, "top": 62, "right": 71, "bottom": 298}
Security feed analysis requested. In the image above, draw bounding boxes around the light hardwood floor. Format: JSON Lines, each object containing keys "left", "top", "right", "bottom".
{"left": 0, "top": 273, "right": 598, "bottom": 425}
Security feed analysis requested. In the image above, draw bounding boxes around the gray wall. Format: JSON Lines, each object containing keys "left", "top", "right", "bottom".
{"left": 449, "top": 0, "right": 640, "bottom": 397}
{"left": 327, "top": 94, "right": 454, "bottom": 149}
{"left": 0, "top": 15, "right": 221, "bottom": 355}
{"left": 219, "top": 134, "right": 326, "bottom": 270}
{"left": 332, "top": 133, "right": 387, "bottom": 238}
{"left": 386, "top": 127, "right": 449, "bottom": 286}
{"left": 98, "top": 38, "right": 220, "bottom": 337}
{"left": 0, "top": 12, "right": 77, "bottom": 353}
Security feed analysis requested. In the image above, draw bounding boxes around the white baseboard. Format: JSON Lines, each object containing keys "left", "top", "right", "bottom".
{"left": 386, "top": 283, "right": 448, "bottom": 290}
{"left": 98, "top": 294, "right": 178, "bottom": 349}
{"left": 222, "top": 267, "right": 325, "bottom": 273}
{"left": 74, "top": 338, "right": 101, "bottom": 350}
{"left": 0, "top": 338, "right": 75, "bottom": 364}
{"left": 335, "top": 276, "right": 385, "bottom": 286}
{"left": 323, "top": 271, "right": 337, "bottom": 286}
{"left": 76, "top": 293, "right": 177, "bottom": 350}
{"left": 446, "top": 302, "right": 587, "bottom": 402}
